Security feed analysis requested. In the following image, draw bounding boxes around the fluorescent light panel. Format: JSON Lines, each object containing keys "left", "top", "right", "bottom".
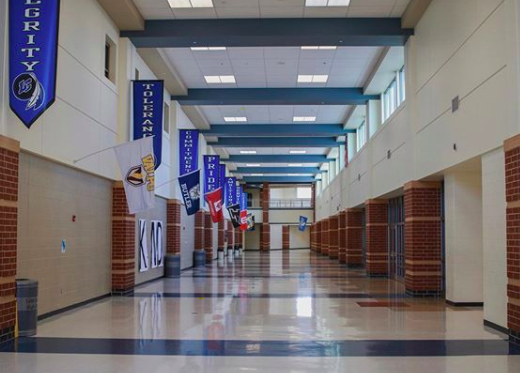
{"left": 191, "top": 47, "right": 226, "bottom": 51}
{"left": 204, "top": 75, "right": 236, "bottom": 84}
{"left": 290, "top": 150, "right": 307, "bottom": 154}
{"left": 305, "top": 0, "right": 350, "bottom": 6}
{"left": 250, "top": 174, "right": 264, "bottom": 177}
{"left": 168, "top": 0, "right": 214, "bottom": 8}
{"left": 301, "top": 46, "right": 337, "bottom": 50}
{"left": 224, "top": 117, "right": 247, "bottom": 122}
{"left": 246, "top": 164, "right": 261, "bottom": 167}
{"left": 240, "top": 150, "right": 257, "bottom": 154}
{"left": 293, "top": 116, "right": 316, "bottom": 122}
{"left": 288, "top": 164, "right": 303, "bottom": 167}
{"left": 298, "top": 75, "right": 329, "bottom": 83}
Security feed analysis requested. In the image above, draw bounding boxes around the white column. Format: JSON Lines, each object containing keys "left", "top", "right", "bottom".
{"left": 368, "top": 100, "right": 382, "bottom": 138}
{"left": 347, "top": 133, "right": 356, "bottom": 161}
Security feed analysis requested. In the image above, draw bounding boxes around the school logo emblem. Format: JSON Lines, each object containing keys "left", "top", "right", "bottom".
{"left": 189, "top": 185, "right": 201, "bottom": 200}
{"left": 125, "top": 154, "right": 155, "bottom": 191}
{"left": 12, "top": 73, "right": 45, "bottom": 111}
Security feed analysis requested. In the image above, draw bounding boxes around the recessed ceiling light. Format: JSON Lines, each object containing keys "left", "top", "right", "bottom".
{"left": 250, "top": 174, "right": 264, "bottom": 177}
{"left": 301, "top": 46, "right": 337, "bottom": 50}
{"left": 287, "top": 174, "right": 300, "bottom": 176}
{"left": 305, "top": 0, "right": 350, "bottom": 6}
{"left": 224, "top": 117, "right": 247, "bottom": 122}
{"left": 191, "top": 46, "right": 226, "bottom": 51}
{"left": 290, "top": 150, "right": 307, "bottom": 154}
{"left": 288, "top": 164, "right": 304, "bottom": 167}
{"left": 246, "top": 164, "right": 261, "bottom": 167}
{"left": 168, "top": 0, "right": 214, "bottom": 8}
{"left": 204, "top": 75, "right": 236, "bottom": 84}
{"left": 298, "top": 75, "right": 328, "bottom": 83}
{"left": 240, "top": 150, "right": 257, "bottom": 154}
{"left": 293, "top": 116, "right": 316, "bottom": 122}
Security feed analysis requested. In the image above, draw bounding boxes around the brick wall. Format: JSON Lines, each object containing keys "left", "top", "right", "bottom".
{"left": 404, "top": 181, "right": 442, "bottom": 296}
{"left": 345, "top": 208, "right": 364, "bottom": 268}
{"left": 329, "top": 215, "right": 339, "bottom": 259}
{"left": 260, "top": 183, "right": 270, "bottom": 251}
{"left": 204, "top": 211, "right": 213, "bottom": 261}
{"left": 338, "top": 212, "right": 346, "bottom": 263}
{"left": 282, "top": 225, "right": 290, "bottom": 250}
{"left": 321, "top": 218, "right": 329, "bottom": 256}
{"left": 316, "top": 220, "right": 322, "bottom": 254}
{"left": 0, "top": 135, "right": 19, "bottom": 344}
{"left": 365, "top": 200, "right": 388, "bottom": 277}
{"left": 194, "top": 210, "right": 204, "bottom": 253}
{"left": 166, "top": 200, "right": 181, "bottom": 255}
{"left": 505, "top": 135, "right": 520, "bottom": 343}
{"left": 218, "top": 218, "right": 225, "bottom": 252}
{"left": 112, "top": 182, "right": 135, "bottom": 295}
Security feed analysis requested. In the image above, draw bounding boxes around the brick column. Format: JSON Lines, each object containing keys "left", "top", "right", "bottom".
{"left": 321, "top": 218, "right": 329, "bottom": 256}
{"left": 316, "top": 220, "right": 322, "bottom": 254}
{"left": 365, "top": 199, "right": 389, "bottom": 277}
{"left": 329, "top": 215, "right": 339, "bottom": 259}
{"left": 195, "top": 210, "right": 204, "bottom": 253}
{"left": 166, "top": 200, "right": 181, "bottom": 255}
{"left": 261, "top": 182, "right": 270, "bottom": 251}
{"left": 204, "top": 211, "right": 213, "bottom": 262}
{"left": 234, "top": 227, "right": 241, "bottom": 250}
{"left": 404, "top": 181, "right": 442, "bottom": 296}
{"left": 311, "top": 184, "right": 316, "bottom": 221}
{"left": 505, "top": 136, "right": 520, "bottom": 343}
{"left": 310, "top": 224, "right": 315, "bottom": 252}
{"left": 218, "top": 219, "right": 225, "bottom": 253}
{"left": 345, "top": 208, "right": 364, "bottom": 268}
{"left": 282, "top": 225, "right": 290, "bottom": 250}
{"left": 112, "top": 182, "right": 136, "bottom": 295}
{"left": 0, "top": 136, "right": 19, "bottom": 344}
{"left": 339, "top": 211, "right": 346, "bottom": 263}
{"left": 226, "top": 220, "right": 234, "bottom": 252}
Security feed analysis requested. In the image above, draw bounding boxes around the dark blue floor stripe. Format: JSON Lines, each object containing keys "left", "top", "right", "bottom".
{"left": 131, "top": 292, "right": 407, "bottom": 299}
{"left": 2, "top": 338, "right": 519, "bottom": 357}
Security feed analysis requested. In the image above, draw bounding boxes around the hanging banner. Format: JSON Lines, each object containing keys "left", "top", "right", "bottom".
{"left": 133, "top": 81, "right": 164, "bottom": 168}
{"left": 179, "top": 130, "right": 199, "bottom": 175}
{"left": 9, "top": 0, "right": 60, "bottom": 128}
{"left": 246, "top": 214, "right": 255, "bottom": 231}
{"left": 224, "top": 177, "right": 237, "bottom": 208}
{"left": 151, "top": 220, "right": 164, "bottom": 268}
{"left": 178, "top": 170, "right": 200, "bottom": 216}
{"left": 299, "top": 216, "right": 309, "bottom": 232}
{"left": 138, "top": 220, "right": 149, "bottom": 273}
{"left": 228, "top": 203, "right": 241, "bottom": 229}
{"left": 219, "top": 164, "right": 226, "bottom": 203}
{"left": 239, "top": 187, "right": 248, "bottom": 231}
{"left": 179, "top": 130, "right": 200, "bottom": 215}
{"left": 204, "top": 156, "right": 223, "bottom": 223}
{"left": 113, "top": 137, "right": 155, "bottom": 214}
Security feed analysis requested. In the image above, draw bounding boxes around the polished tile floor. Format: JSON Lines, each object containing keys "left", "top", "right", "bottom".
{"left": 1, "top": 250, "right": 520, "bottom": 372}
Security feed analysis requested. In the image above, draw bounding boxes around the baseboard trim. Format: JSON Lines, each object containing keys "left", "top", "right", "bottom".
{"left": 38, "top": 293, "right": 111, "bottom": 321}
{"left": 483, "top": 320, "right": 509, "bottom": 335}
{"left": 446, "top": 300, "right": 484, "bottom": 307}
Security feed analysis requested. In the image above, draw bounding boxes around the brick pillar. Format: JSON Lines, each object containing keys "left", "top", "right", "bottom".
{"left": 282, "top": 225, "right": 290, "bottom": 250}
{"left": 218, "top": 219, "right": 225, "bottom": 252}
{"left": 311, "top": 184, "right": 316, "bottom": 221}
{"left": 195, "top": 210, "right": 204, "bottom": 253}
{"left": 234, "top": 226, "right": 241, "bottom": 250}
{"left": 316, "top": 220, "right": 322, "bottom": 254}
{"left": 310, "top": 224, "right": 315, "bottom": 252}
{"left": 505, "top": 136, "right": 520, "bottom": 343}
{"left": 112, "top": 182, "right": 136, "bottom": 295}
{"left": 0, "top": 136, "right": 19, "bottom": 344}
{"left": 204, "top": 211, "right": 213, "bottom": 262}
{"left": 226, "top": 220, "right": 234, "bottom": 251}
{"left": 339, "top": 211, "right": 346, "bottom": 263}
{"left": 345, "top": 208, "right": 364, "bottom": 268}
{"left": 365, "top": 199, "right": 389, "bottom": 277}
{"left": 321, "top": 218, "right": 329, "bottom": 256}
{"left": 404, "top": 181, "right": 442, "bottom": 296}
{"left": 261, "top": 182, "right": 270, "bottom": 251}
{"left": 329, "top": 215, "right": 339, "bottom": 259}
{"left": 166, "top": 200, "right": 181, "bottom": 255}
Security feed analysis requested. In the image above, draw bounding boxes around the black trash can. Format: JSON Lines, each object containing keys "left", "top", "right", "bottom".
{"left": 165, "top": 254, "right": 181, "bottom": 278}
{"left": 193, "top": 250, "right": 206, "bottom": 267}
{"left": 16, "top": 279, "right": 38, "bottom": 337}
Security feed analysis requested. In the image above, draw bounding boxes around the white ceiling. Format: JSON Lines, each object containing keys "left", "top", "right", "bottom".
{"left": 225, "top": 147, "right": 329, "bottom": 155}
{"left": 164, "top": 46, "right": 382, "bottom": 88}
{"left": 201, "top": 105, "right": 350, "bottom": 124}
{"left": 134, "top": 0, "right": 411, "bottom": 20}
{"left": 235, "top": 162, "right": 322, "bottom": 167}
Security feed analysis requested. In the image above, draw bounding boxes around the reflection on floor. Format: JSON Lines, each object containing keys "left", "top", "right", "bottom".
{"left": 1, "top": 250, "right": 519, "bottom": 372}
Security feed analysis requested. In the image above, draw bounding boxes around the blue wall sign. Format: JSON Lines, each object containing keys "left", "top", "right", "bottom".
{"left": 133, "top": 80, "right": 164, "bottom": 168}
{"left": 9, "top": 0, "right": 60, "bottom": 128}
{"left": 179, "top": 130, "right": 199, "bottom": 176}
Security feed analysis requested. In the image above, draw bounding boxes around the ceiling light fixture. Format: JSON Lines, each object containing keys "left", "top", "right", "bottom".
{"left": 224, "top": 117, "right": 247, "bottom": 122}
{"left": 246, "top": 164, "right": 261, "bottom": 167}
{"left": 240, "top": 150, "right": 257, "bottom": 154}
{"left": 191, "top": 47, "right": 227, "bottom": 51}
{"left": 288, "top": 164, "right": 304, "bottom": 167}
{"left": 168, "top": 0, "right": 214, "bottom": 8}
{"left": 293, "top": 116, "right": 317, "bottom": 122}
{"left": 305, "top": 0, "right": 350, "bottom": 7}
{"left": 204, "top": 75, "right": 236, "bottom": 84}
{"left": 290, "top": 150, "right": 307, "bottom": 154}
{"left": 301, "top": 46, "right": 337, "bottom": 50}
{"left": 297, "top": 74, "right": 329, "bottom": 83}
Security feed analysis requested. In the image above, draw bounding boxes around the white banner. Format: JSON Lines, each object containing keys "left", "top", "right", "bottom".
{"left": 113, "top": 137, "right": 155, "bottom": 214}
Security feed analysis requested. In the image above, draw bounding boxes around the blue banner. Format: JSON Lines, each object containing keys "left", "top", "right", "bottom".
{"left": 133, "top": 81, "right": 164, "bottom": 168}
{"left": 224, "top": 177, "right": 236, "bottom": 208}
{"left": 179, "top": 130, "right": 199, "bottom": 175}
{"left": 219, "top": 164, "right": 226, "bottom": 202}
{"left": 178, "top": 170, "right": 200, "bottom": 216}
{"left": 299, "top": 216, "right": 308, "bottom": 232}
{"left": 203, "top": 155, "right": 220, "bottom": 194}
{"left": 240, "top": 187, "right": 247, "bottom": 212}
{"left": 9, "top": 0, "right": 60, "bottom": 128}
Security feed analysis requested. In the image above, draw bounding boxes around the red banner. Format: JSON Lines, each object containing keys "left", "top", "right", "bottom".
{"left": 205, "top": 188, "right": 224, "bottom": 223}
{"left": 240, "top": 210, "right": 248, "bottom": 231}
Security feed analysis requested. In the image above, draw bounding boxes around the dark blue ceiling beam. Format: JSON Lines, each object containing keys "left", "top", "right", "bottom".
{"left": 209, "top": 137, "right": 343, "bottom": 148}
{"left": 202, "top": 124, "right": 355, "bottom": 137}
{"left": 225, "top": 155, "right": 330, "bottom": 163}
{"left": 243, "top": 176, "right": 317, "bottom": 184}
{"left": 121, "top": 18, "right": 413, "bottom": 48}
{"left": 236, "top": 167, "right": 322, "bottom": 174}
{"left": 172, "top": 88, "right": 378, "bottom": 106}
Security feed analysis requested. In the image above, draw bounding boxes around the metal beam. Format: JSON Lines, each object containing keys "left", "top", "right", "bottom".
{"left": 172, "top": 88, "right": 379, "bottom": 106}
{"left": 202, "top": 124, "right": 355, "bottom": 137}
{"left": 225, "top": 155, "right": 330, "bottom": 163}
{"left": 121, "top": 18, "right": 413, "bottom": 48}
{"left": 209, "top": 137, "right": 344, "bottom": 148}
{"left": 236, "top": 167, "right": 322, "bottom": 174}
{"left": 243, "top": 176, "right": 317, "bottom": 184}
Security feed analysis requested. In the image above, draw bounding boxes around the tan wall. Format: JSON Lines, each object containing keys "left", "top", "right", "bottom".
{"left": 17, "top": 152, "right": 112, "bottom": 316}
{"left": 135, "top": 197, "right": 167, "bottom": 285}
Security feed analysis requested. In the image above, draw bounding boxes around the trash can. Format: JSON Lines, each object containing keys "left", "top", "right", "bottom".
{"left": 194, "top": 250, "right": 206, "bottom": 267}
{"left": 165, "top": 254, "right": 181, "bottom": 278}
{"left": 16, "top": 279, "right": 38, "bottom": 337}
